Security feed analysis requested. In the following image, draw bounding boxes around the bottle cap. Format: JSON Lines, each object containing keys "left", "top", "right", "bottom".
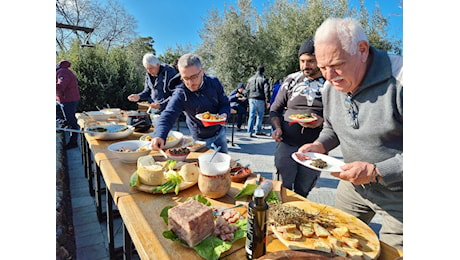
{"left": 254, "top": 188, "right": 264, "bottom": 198}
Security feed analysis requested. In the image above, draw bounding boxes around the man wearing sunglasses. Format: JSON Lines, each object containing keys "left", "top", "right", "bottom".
{"left": 298, "top": 17, "right": 403, "bottom": 249}
{"left": 150, "top": 53, "right": 230, "bottom": 153}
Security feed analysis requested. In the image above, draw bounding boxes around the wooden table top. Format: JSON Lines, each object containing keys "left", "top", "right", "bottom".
{"left": 77, "top": 115, "right": 402, "bottom": 260}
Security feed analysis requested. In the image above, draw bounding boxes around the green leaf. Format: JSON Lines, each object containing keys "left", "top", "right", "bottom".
{"left": 233, "top": 184, "right": 258, "bottom": 200}
{"left": 129, "top": 172, "right": 140, "bottom": 187}
{"left": 193, "top": 236, "right": 232, "bottom": 260}
{"left": 160, "top": 206, "right": 173, "bottom": 225}
{"left": 187, "top": 194, "right": 211, "bottom": 207}
{"left": 265, "top": 190, "right": 280, "bottom": 203}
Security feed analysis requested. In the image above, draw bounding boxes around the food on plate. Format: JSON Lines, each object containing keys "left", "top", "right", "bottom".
{"left": 168, "top": 199, "right": 215, "bottom": 247}
{"left": 294, "top": 152, "right": 311, "bottom": 161}
{"left": 168, "top": 147, "right": 190, "bottom": 155}
{"left": 141, "top": 135, "right": 153, "bottom": 141}
{"left": 330, "top": 226, "right": 350, "bottom": 239}
{"left": 214, "top": 216, "right": 239, "bottom": 241}
{"left": 187, "top": 142, "right": 204, "bottom": 150}
{"left": 313, "top": 222, "right": 331, "bottom": 237}
{"left": 299, "top": 223, "right": 315, "bottom": 238}
{"left": 289, "top": 113, "right": 315, "bottom": 120}
{"left": 269, "top": 203, "right": 370, "bottom": 259}
{"left": 314, "top": 240, "right": 331, "bottom": 253}
{"left": 311, "top": 158, "right": 328, "bottom": 169}
{"left": 116, "top": 147, "right": 149, "bottom": 153}
{"left": 178, "top": 162, "right": 200, "bottom": 183}
{"left": 136, "top": 155, "right": 164, "bottom": 185}
{"left": 90, "top": 127, "right": 108, "bottom": 132}
{"left": 201, "top": 111, "right": 224, "bottom": 121}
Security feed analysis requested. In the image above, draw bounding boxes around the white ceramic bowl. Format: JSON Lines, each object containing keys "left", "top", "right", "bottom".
{"left": 139, "top": 130, "right": 183, "bottom": 149}
{"left": 107, "top": 140, "right": 151, "bottom": 163}
{"left": 198, "top": 152, "right": 231, "bottom": 175}
{"left": 101, "top": 108, "right": 121, "bottom": 116}
{"left": 166, "top": 148, "right": 190, "bottom": 161}
{"left": 85, "top": 111, "right": 115, "bottom": 121}
{"left": 86, "top": 124, "right": 134, "bottom": 140}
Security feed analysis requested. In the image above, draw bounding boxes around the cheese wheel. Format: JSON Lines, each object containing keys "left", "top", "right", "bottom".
{"left": 137, "top": 155, "right": 164, "bottom": 185}
{"left": 178, "top": 163, "right": 200, "bottom": 182}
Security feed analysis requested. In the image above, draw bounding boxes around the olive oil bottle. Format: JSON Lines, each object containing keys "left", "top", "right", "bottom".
{"left": 245, "top": 188, "right": 268, "bottom": 259}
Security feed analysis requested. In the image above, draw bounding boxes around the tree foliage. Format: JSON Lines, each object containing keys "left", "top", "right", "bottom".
{"left": 56, "top": 0, "right": 138, "bottom": 52}
{"left": 197, "top": 0, "right": 402, "bottom": 93}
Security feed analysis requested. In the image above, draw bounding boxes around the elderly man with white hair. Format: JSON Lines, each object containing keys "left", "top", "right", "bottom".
{"left": 299, "top": 17, "right": 403, "bottom": 249}
{"left": 127, "top": 53, "right": 178, "bottom": 113}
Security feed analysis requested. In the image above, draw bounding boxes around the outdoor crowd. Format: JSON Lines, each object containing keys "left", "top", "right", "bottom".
{"left": 57, "top": 17, "right": 403, "bottom": 250}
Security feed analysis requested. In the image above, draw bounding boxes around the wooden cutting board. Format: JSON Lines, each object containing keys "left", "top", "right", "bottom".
{"left": 270, "top": 201, "right": 381, "bottom": 260}
{"left": 257, "top": 249, "right": 349, "bottom": 260}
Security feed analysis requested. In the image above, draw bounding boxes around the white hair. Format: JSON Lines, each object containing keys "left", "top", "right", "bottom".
{"left": 142, "top": 53, "right": 160, "bottom": 67}
{"left": 314, "top": 17, "right": 368, "bottom": 55}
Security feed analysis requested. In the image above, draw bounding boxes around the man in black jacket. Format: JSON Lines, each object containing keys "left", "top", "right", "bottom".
{"left": 246, "top": 66, "right": 271, "bottom": 137}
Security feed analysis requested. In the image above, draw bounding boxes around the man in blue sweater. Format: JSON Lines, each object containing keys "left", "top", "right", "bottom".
{"left": 299, "top": 17, "right": 403, "bottom": 249}
{"left": 150, "top": 53, "right": 230, "bottom": 153}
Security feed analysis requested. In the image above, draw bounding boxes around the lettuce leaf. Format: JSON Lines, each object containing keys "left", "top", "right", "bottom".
{"left": 233, "top": 184, "right": 258, "bottom": 200}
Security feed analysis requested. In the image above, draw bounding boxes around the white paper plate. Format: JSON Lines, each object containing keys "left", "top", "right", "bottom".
{"left": 291, "top": 152, "right": 345, "bottom": 172}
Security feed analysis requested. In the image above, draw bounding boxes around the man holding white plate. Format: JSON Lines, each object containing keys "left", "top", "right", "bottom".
{"left": 298, "top": 17, "right": 403, "bottom": 249}
{"left": 150, "top": 53, "right": 230, "bottom": 153}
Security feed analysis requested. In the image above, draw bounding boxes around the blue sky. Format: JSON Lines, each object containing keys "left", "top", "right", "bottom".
{"left": 118, "top": 0, "right": 403, "bottom": 55}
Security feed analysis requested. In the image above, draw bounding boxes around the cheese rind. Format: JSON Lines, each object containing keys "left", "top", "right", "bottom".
{"left": 137, "top": 155, "right": 164, "bottom": 185}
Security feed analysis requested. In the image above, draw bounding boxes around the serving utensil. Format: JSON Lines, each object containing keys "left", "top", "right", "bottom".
{"left": 209, "top": 146, "right": 222, "bottom": 162}
{"left": 159, "top": 149, "right": 168, "bottom": 159}
{"left": 231, "top": 164, "right": 250, "bottom": 175}
{"left": 213, "top": 204, "right": 244, "bottom": 216}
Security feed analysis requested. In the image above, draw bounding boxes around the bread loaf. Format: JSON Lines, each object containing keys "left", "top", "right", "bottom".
{"left": 137, "top": 155, "right": 164, "bottom": 185}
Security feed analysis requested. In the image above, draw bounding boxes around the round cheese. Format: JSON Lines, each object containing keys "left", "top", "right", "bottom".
{"left": 137, "top": 155, "right": 164, "bottom": 185}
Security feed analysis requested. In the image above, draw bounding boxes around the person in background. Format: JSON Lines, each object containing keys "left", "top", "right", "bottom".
{"left": 150, "top": 53, "right": 230, "bottom": 153}
{"left": 227, "top": 83, "right": 248, "bottom": 131}
{"left": 127, "top": 53, "right": 178, "bottom": 113}
{"left": 56, "top": 60, "right": 81, "bottom": 150}
{"left": 270, "top": 36, "right": 325, "bottom": 197}
{"left": 246, "top": 65, "right": 271, "bottom": 137}
{"left": 269, "top": 78, "right": 282, "bottom": 107}
{"left": 298, "top": 17, "right": 403, "bottom": 249}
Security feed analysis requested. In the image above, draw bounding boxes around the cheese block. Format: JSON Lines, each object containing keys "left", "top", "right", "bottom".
{"left": 137, "top": 155, "right": 164, "bottom": 185}
{"left": 178, "top": 162, "right": 200, "bottom": 182}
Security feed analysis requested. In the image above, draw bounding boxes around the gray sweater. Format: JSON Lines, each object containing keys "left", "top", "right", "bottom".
{"left": 317, "top": 47, "right": 403, "bottom": 191}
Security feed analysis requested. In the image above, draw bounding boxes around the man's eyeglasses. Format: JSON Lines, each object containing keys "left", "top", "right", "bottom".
{"left": 181, "top": 69, "right": 202, "bottom": 82}
{"left": 344, "top": 94, "right": 359, "bottom": 129}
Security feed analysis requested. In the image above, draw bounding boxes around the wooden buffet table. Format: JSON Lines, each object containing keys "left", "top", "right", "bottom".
{"left": 76, "top": 114, "right": 402, "bottom": 260}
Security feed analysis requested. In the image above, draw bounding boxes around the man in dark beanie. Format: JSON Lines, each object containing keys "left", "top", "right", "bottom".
{"left": 269, "top": 36, "right": 325, "bottom": 197}
{"left": 246, "top": 65, "right": 271, "bottom": 137}
{"left": 228, "top": 83, "right": 248, "bottom": 131}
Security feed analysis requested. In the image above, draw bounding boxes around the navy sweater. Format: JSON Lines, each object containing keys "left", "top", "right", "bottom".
{"left": 153, "top": 75, "right": 230, "bottom": 140}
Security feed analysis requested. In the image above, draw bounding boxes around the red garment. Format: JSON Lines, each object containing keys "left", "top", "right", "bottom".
{"left": 56, "top": 60, "right": 80, "bottom": 103}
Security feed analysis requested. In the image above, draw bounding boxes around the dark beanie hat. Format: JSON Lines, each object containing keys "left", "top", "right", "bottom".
{"left": 237, "top": 83, "right": 245, "bottom": 89}
{"left": 298, "top": 36, "right": 315, "bottom": 57}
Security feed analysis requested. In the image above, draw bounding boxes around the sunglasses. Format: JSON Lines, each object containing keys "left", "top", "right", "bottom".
{"left": 344, "top": 94, "right": 359, "bottom": 129}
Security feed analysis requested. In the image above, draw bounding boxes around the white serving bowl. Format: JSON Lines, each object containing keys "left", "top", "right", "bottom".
{"left": 198, "top": 152, "right": 231, "bottom": 175}
{"left": 85, "top": 111, "right": 115, "bottom": 121}
{"left": 107, "top": 140, "right": 152, "bottom": 163}
{"left": 101, "top": 108, "right": 121, "bottom": 116}
{"left": 139, "top": 130, "right": 183, "bottom": 149}
{"left": 85, "top": 124, "right": 134, "bottom": 140}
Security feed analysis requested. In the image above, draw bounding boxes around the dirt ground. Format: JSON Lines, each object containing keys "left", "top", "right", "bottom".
{"left": 56, "top": 130, "right": 76, "bottom": 260}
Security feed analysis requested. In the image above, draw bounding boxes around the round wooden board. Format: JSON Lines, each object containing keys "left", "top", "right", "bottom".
{"left": 257, "top": 250, "right": 348, "bottom": 260}
{"left": 271, "top": 201, "right": 380, "bottom": 260}
{"left": 132, "top": 172, "right": 197, "bottom": 194}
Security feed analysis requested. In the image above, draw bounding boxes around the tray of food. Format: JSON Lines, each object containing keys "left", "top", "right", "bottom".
{"left": 269, "top": 201, "right": 381, "bottom": 259}
{"left": 130, "top": 157, "right": 199, "bottom": 194}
